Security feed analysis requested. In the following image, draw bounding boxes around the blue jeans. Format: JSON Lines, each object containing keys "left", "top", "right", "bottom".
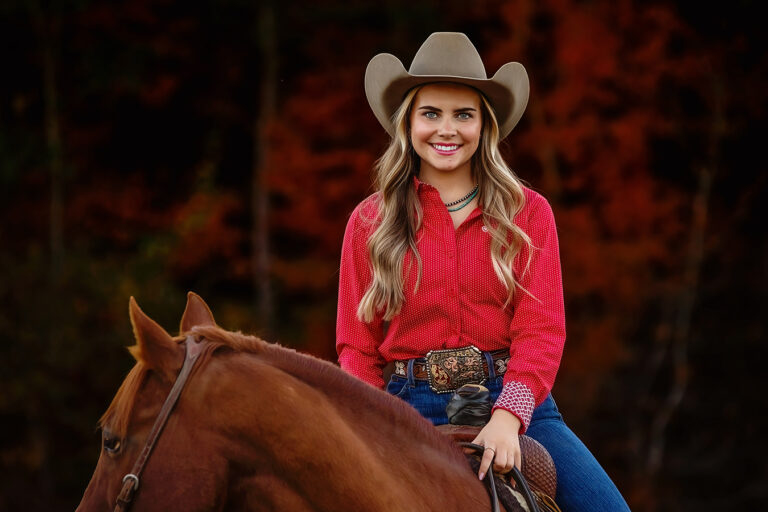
{"left": 386, "top": 368, "right": 631, "bottom": 511}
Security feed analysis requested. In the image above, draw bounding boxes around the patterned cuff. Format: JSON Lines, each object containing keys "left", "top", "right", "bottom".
{"left": 492, "top": 381, "right": 535, "bottom": 433}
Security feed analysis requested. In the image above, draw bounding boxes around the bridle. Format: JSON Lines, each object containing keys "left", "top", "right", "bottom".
{"left": 113, "top": 335, "right": 207, "bottom": 512}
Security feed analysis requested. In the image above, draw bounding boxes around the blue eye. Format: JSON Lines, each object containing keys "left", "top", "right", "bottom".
{"left": 457, "top": 112, "right": 472, "bottom": 120}
{"left": 424, "top": 112, "right": 438, "bottom": 119}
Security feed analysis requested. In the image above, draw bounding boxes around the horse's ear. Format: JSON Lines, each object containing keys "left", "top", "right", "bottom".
{"left": 179, "top": 291, "right": 216, "bottom": 334}
{"left": 128, "top": 296, "right": 183, "bottom": 381}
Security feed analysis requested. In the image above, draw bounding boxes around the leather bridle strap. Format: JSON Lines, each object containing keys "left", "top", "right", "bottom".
{"left": 114, "top": 335, "right": 207, "bottom": 512}
{"left": 460, "top": 442, "right": 501, "bottom": 512}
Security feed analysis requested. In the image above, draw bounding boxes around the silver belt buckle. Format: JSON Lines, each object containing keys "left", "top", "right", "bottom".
{"left": 425, "top": 345, "right": 485, "bottom": 393}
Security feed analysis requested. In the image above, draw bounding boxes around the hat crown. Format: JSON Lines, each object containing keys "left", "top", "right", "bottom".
{"left": 364, "top": 31, "right": 529, "bottom": 139}
{"left": 408, "top": 32, "right": 488, "bottom": 80}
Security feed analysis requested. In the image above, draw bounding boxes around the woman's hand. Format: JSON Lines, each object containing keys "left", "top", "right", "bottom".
{"left": 471, "top": 408, "right": 522, "bottom": 480}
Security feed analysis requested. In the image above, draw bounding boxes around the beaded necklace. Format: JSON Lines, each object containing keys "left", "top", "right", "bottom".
{"left": 445, "top": 184, "right": 479, "bottom": 212}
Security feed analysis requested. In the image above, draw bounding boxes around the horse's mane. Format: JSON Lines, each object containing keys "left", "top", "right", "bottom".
{"left": 100, "top": 325, "right": 466, "bottom": 467}
{"left": 99, "top": 326, "right": 262, "bottom": 436}
{"left": 190, "top": 325, "right": 467, "bottom": 464}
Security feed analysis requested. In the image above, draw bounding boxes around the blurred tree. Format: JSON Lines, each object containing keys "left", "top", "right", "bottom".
{"left": 252, "top": 0, "right": 277, "bottom": 336}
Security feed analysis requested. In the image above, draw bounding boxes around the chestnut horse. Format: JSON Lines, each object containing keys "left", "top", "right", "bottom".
{"left": 76, "top": 293, "right": 501, "bottom": 511}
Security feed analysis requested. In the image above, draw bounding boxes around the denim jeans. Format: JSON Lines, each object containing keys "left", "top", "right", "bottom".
{"left": 386, "top": 365, "right": 631, "bottom": 511}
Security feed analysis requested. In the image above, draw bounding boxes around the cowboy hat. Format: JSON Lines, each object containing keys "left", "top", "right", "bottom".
{"left": 364, "top": 32, "right": 529, "bottom": 139}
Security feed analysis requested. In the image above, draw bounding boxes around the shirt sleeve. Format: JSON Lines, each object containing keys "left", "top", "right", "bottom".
{"left": 492, "top": 192, "right": 566, "bottom": 433}
{"left": 336, "top": 200, "right": 387, "bottom": 388}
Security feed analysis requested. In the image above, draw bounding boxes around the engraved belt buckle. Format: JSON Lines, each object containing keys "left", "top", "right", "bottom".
{"left": 425, "top": 345, "right": 486, "bottom": 394}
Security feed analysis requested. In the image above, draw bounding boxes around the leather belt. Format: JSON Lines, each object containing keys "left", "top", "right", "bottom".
{"left": 393, "top": 346, "right": 510, "bottom": 393}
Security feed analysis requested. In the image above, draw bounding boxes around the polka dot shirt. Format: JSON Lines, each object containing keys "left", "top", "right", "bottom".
{"left": 336, "top": 177, "right": 566, "bottom": 432}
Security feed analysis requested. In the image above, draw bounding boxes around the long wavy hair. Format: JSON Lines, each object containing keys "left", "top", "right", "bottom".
{"left": 357, "top": 84, "right": 533, "bottom": 322}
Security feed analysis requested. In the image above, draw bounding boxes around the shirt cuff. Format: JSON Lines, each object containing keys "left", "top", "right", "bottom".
{"left": 492, "top": 381, "right": 536, "bottom": 433}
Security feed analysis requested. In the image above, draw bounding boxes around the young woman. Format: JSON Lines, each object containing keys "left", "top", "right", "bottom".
{"left": 336, "top": 32, "right": 631, "bottom": 511}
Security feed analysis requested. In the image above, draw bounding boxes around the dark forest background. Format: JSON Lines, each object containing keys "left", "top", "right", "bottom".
{"left": 1, "top": 0, "right": 766, "bottom": 510}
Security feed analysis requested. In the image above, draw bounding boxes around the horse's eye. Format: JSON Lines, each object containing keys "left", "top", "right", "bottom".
{"left": 102, "top": 432, "right": 123, "bottom": 455}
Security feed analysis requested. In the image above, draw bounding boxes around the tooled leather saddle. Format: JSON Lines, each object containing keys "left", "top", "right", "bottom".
{"left": 439, "top": 384, "right": 561, "bottom": 512}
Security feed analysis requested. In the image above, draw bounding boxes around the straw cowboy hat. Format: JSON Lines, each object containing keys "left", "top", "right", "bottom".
{"left": 364, "top": 32, "right": 529, "bottom": 139}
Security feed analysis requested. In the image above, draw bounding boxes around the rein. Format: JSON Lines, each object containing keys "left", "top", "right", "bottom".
{"left": 113, "top": 335, "right": 207, "bottom": 512}
{"left": 459, "top": 442, "right": 541, "bottom": 512}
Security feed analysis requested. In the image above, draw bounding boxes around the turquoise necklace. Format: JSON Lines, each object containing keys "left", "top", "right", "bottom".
{"left": 445, "top": 184, "right": 479, "bottom": 212}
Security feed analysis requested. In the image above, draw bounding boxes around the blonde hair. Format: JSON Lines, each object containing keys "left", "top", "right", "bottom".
{"left": 357, "top": 85, "right": 532, "bottom": 322}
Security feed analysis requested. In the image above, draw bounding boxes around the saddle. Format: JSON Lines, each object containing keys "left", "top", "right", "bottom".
{"left": 439, "top": 384, "right": 561, "bottom": 512}
{"left": 437, "top": 424, "right": 559, "bottom": 511}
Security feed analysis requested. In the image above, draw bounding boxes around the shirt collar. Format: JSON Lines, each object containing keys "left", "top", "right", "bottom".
{"left": 412, "top": 174, "right": 427, "bottom": 190}
{"left": 412, "top": 175, "right": 483, "bottom": 223}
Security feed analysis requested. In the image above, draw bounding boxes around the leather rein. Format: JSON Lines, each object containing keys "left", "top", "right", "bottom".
{"left": 459, "top": 442, "right": 541, "bottom": 512}
{"left": 113, "top": 335, "right": 206, "bottom": 512}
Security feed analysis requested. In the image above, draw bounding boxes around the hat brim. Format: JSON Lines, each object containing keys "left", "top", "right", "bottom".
{"left": 365, "top": 53, "right": 529, "bottom": 139}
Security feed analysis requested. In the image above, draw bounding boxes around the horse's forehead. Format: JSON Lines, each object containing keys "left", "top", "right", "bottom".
{"left": 101, "top": 365, "right": 172, "bottom": 436}
{"left": 133, "top": 374, "right": 172, "bottom": 414}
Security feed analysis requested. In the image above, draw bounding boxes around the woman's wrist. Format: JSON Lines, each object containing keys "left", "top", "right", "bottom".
{"left": 491, "top": 407, "right": 522, "bottom": 431}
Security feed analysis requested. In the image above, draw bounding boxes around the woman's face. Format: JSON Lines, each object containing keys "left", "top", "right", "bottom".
{"left": 409, "top": 83, "right": 482, "bottom": 180}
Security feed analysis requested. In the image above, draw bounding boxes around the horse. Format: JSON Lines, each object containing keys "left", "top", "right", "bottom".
{"left": 76, "top": 292, "right": 519, "bottom": 511}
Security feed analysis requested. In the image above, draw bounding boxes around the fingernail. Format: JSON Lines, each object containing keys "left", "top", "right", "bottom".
{"left": 478, "top": 472, "right": 485, "bottom": 480}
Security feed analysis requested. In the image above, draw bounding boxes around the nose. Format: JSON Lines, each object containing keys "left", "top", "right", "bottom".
{"left": 437, "top": 117, "right": 457, "bottom": 137}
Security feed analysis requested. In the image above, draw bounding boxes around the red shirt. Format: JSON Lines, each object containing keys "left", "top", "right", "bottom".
{"left": 336, "top": 177, "right": 566, "bottom": 432}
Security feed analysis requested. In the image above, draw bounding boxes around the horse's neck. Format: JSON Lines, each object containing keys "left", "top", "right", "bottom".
{"left": 215, "top": 349, "right": 489, "bottom": 511}
{"left": 262, "top": 346, "right": 460, "bottom": 452}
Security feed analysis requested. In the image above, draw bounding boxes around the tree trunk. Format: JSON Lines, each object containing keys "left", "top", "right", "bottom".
{"left": 41, "top": 12, "right": 64, "bottom": 285}
{"left": 252, "top": 2, "right": 277, "bottom": 336}
{"left": 31, "top": 1, "right": 63, "bottom": 505}
{"left": 644, "top": 77, "right": 724, "bottom": 509}
{"left": 508, "top": 0, "right": 563, "bottom": 199}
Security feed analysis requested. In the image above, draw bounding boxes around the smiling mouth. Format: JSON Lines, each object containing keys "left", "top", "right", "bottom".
{"left": 431, "top": 143, "right": 461, "bottom": 153}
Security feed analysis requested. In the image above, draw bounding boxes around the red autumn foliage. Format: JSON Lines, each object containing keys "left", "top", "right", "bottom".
{"left": 0, "top": 1, "right": 765, "bottom": 510}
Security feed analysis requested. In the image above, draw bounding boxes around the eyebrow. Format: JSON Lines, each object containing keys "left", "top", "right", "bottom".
{"left": 417, "top": 105, "right": 478, "bottom": 112}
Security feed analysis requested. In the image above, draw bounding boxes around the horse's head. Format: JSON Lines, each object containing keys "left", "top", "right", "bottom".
{"left": 77, "top": 292, "right": 227, "bottom": 511}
